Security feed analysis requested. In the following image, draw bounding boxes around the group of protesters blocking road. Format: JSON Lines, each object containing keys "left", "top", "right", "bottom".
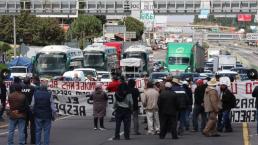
{"left": 1, "top": 72, "right": 258, "bottom": 144}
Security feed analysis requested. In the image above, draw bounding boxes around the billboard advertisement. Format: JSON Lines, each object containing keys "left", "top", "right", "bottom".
{"left": 238, "top": 14, "right": 252, "bottom": 22}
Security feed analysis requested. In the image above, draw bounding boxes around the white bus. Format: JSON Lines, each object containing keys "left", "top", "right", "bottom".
{"left": 32, "top": 45, "right": 83, "bottom": 77}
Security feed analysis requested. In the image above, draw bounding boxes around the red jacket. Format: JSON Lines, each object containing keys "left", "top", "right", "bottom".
{"left": 106, "top": 80, "right": 121, "bottom": 92}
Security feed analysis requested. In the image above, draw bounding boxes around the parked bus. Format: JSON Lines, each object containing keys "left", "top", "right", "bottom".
{"left": 83, "top": 44, "right": 118, "bottom": 71}
{"left": 32, "top": 45, "right": 83, "bottom": 77}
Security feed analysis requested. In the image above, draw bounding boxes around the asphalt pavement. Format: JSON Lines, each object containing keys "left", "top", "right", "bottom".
{"left": 0, "top": 116, "right": 247, "bottom": 145}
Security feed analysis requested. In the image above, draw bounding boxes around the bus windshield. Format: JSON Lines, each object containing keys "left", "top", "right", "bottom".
{"left": 168, "top": 57, "right": 190, "bottom": 65}
{"left": 125, "top": 52, "right": 145, "bottom": 60}
{"left": 84, "top": 53, "right": 104, "bottom": 67}
{"left": 36, "top": 53, "right": 66, "bottom": 75}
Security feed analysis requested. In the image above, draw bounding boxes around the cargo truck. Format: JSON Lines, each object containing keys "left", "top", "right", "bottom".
{"left": 165, "top": 42, "right": 205, "bottom": 74}
{"left": 213, "top": 55, "right": 237, "bottom": 72}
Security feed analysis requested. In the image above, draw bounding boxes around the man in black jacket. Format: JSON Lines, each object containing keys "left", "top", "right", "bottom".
{"left": 0, "top": 79, "right": 7, "bottom": 121}
{"left": 128, "top": 79, "right": 141, "bottom": 135}
{"left": 192, "top": 79, "right": 207, "bottom": 132}
{"left": 158, "top": 82, "right": 178, "bottom": 139}
{"left": 217, "top": 81, "right": 236, "bottom": 132}
{"left": 252, "top": 85, "right": 258, "bottom": 134}
{"left": 22, "top": 77, "right": 35, "bottom": 144}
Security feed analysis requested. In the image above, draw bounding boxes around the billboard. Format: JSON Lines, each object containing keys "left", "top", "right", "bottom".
{"left": 238, "top": 14, "right": 252, "bottom": 22}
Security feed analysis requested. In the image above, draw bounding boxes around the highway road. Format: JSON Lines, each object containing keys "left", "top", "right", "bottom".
{"left": 0, "top": 116, "right": 247, "bottom": 145}
{"left": 0, "top": 49, "right": 251, "bottom": 145}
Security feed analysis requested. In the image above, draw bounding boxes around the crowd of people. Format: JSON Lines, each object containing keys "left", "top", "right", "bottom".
{"left": 0, "top": 76, "right": 56, "bottom": 145}
{"left": 1, "top": 72, "right": 258, "bottom": 144}
{"left": 95, "top": 74, "right": 239, "bottom": 140}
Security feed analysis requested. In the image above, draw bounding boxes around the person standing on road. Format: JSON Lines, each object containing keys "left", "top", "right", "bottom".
{"left": 113, "top": 82, "right": 133, "bottom": 140}
{"left": 32, "top": 82, "right": 56, "bottom": 145}
{"left": 182, "top": 81, "right": 193, "bottom": 131}
{"left": 192, "top": 79, "right": 207, "bottom": 132}
{"left": 217, "top": 80, "right": 236, "bottom": 132}
{"left": 142, "top": 81, "right": 160, "bottom": 135}
{"left": 158, "top": 82, "right": 179, "bottom": 139}
{"left": 91, "top": 83, "right": 108, "bottom": 130}
{"left": 0, "top": 79, "right": 7, "bottom": 121}
{"left": 203, "top": 78, "right": 221, "bottom": 137}
{"left": 7, "top": 85, "right": 28, "bottom": 145}
{"left": 128, "top": 79, "right": 141, "bottom": 135}
{"left": 252, "top": 85, "right": 258, "bottom": 134}
{"left": 106, "top": 76, "right": 121, "bottom": 92}
{"left": 171, "top": 78, "right": 188, "bottom": 136}
{"left": 22, "top": 77, "right": 36, "bottom": 144}
{"left": 31, "top": 75, "right": 41, "bottom": 90}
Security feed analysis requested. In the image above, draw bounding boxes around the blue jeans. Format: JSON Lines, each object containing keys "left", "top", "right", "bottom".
{"left": 218, "top": 110, "right": 232, "bottom": 131}
{"left": 192, "top": 105, "right": 207, "bottom": 131}
{"left": 179, "top": 110, "right": 187, "bottom": 132}
{"left": 8, "top": 118, "right": 26, "bottom": 145}
{"left": 35, "top": 118, "right": 52, "bottom": 145}
{"left": 185, "top": 105, "right": 192, "bottom": 130}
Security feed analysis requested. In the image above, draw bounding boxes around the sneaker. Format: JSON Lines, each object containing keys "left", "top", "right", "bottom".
{"left": 99, "top": 127, "right": 106, "bottom": 131}
{"left": 147, "top": 131, "right": 154, "bottom": 135}
{"left": 94, "top": 127, "right": 98, "bottom": 130}
{"left": 155, "top": 131, "right": 160, "bottom": 135}
{"left": 191, "top": 129, "right": 198, "bottom": 132}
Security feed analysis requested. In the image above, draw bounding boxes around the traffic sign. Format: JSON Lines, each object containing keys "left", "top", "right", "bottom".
{"left": 140, "top": 12, "right": 155, "bottom": 21}
{"left": 246, "top": 33, "right": 258, "bottom": 40}
{"left": 105, "top": 25, "right": 126, "bottom": 33}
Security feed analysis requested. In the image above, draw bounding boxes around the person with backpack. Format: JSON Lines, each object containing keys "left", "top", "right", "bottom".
{"left": 217, "top": 80, "right": 236, "bottom": 132}
{"left": 113, "top": 82, "right": 133, "bottom": 140}
{"left": 128, "top": 79, "right": 141, "bottom": 135}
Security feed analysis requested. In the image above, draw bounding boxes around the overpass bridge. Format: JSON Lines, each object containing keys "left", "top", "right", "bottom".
{"left": 0, "top": 0, "right": 257, "bottom": 16}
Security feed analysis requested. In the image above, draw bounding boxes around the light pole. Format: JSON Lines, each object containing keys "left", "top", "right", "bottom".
{"left": 13, "top": 15, "right": 17, "bottom": 57}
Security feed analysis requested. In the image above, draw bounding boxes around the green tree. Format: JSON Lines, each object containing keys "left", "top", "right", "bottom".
{"left": 119, "top": 16, "right": 144, "bottom": 40}
{"left": 0, "top": 41, "right": 12, "bottom": 52}
{"left": 0, "top": 12, "right": 65, "bottom": 46}
{"left": 69, "top": 15, "right": 102, "bottom": 49}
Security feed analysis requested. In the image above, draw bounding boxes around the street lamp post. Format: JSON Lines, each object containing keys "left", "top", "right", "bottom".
{"left": 13, "top": 15, "right": 17, "bottom": 57}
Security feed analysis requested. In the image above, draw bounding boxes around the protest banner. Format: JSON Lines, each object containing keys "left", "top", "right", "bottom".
{"left": 4, "top": 80, "right": 258, "bottom": 122}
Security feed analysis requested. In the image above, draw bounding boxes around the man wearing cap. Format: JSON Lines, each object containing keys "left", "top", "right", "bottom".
{"left": 192, "top": 79, "right": 207, "bottom": 132}
{"left": 171, "top": 78, "right": 189, "bottom": 136}
{"left": 217, "top": 80, "right": 236, "bottom": 132}
{"left": 158, "top": 82, "right": 178, "bottom": 139}
{"left": 203, "top": 78, "right": 221, "bottom": 137}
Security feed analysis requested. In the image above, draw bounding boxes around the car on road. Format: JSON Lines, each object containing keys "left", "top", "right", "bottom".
{"left": 149, "top": 72, "right": 169, "bottom": 82}
{"left": 216, "top": 70, "right": 238, "bottom": 79}
{"left": 179, "top": 72, "right": 201, "bottom": 82}
{"left": 231, "top": 68, "right": 249, "bottom": 75}
{"left": 97, "top": 71, "right": 112, "bottom": 82}
{"left": 74, "top": 68, "right": 98, "bottom": 80}
{"left": 63, "top": 70, "right": 85, "bottom": 81}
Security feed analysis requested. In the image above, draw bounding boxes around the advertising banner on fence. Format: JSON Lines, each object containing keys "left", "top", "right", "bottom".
{"left": 4, "top": 80, "right": 258, "bottom": 122}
